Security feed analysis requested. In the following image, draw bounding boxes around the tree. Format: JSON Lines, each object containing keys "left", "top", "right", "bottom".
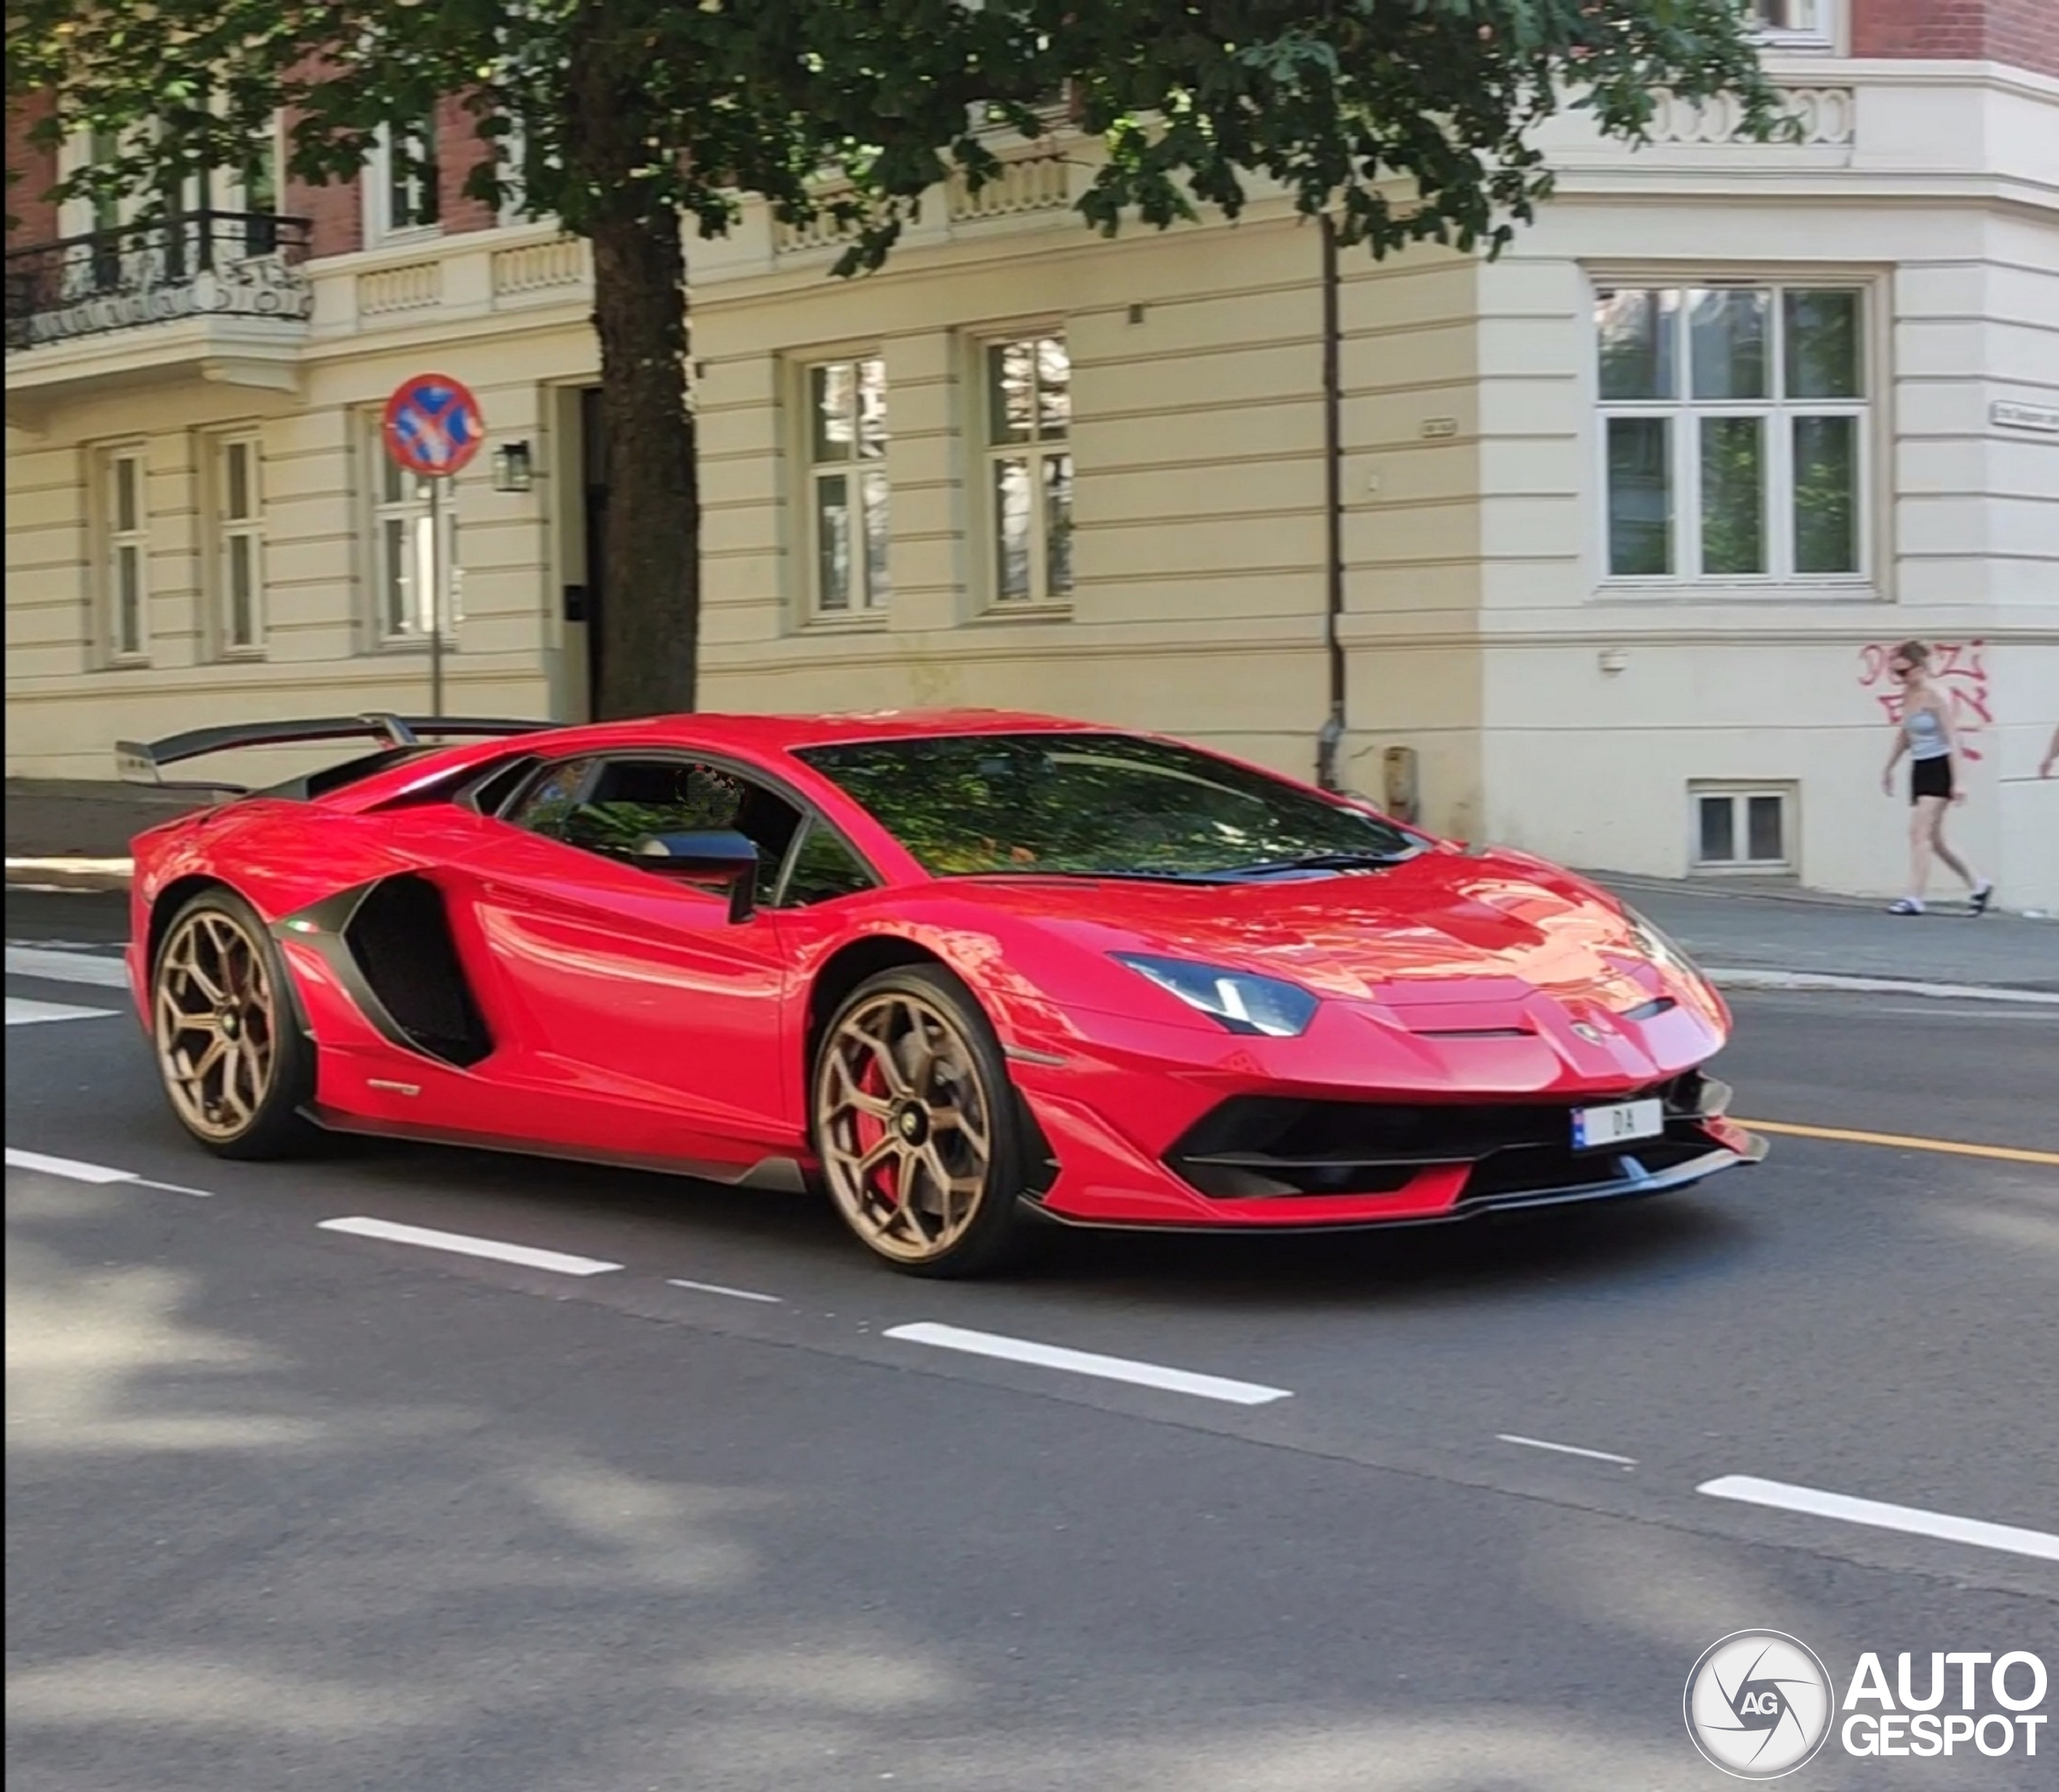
{"left": 6, "top": 1, "right": 1785, "bottom": 720}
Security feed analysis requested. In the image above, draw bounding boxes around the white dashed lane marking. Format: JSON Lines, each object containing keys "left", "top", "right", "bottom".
{"left": 7, "top": 997, "right": 119, "bottom": 1027}
{"left": 6, "top": 1146, "right": 141, "bottom": 1185}
{"left": 318, "top": 1215, "right": 623, "bottom": 1277}
{"left": 885, "top": 1320, "right": 1294, "bottom": 1407}
{"left": 666, "top": 1277, "right": 783, "bottom": 1304}
{"left": 2, "top": 1145, "right": 209, "bottom": 1195}
{"left": 1497, "top": 1432, "right": 1638, "bottom": 1468}
{"left": 5, "top": 945, "right": 130, "bottom": 989}
{"left": 1699, "top": 1474, "right": 2059, "bottom": 1562}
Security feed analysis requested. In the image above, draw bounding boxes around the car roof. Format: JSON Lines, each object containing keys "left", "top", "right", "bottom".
{"left": 319, "top": 710, "right": 1136, "bottom": 817}
{"left": 523, "top": 709, "right": 1116, "bottom": 758}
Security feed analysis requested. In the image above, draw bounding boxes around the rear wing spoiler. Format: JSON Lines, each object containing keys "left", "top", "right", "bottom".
{"left": 115, "top": 713, "right": 554, "bottom": 795}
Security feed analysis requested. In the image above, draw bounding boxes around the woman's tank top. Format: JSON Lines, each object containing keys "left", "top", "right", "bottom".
{"left": 1904, "top": 704, "right": 1950, "bottom": 760}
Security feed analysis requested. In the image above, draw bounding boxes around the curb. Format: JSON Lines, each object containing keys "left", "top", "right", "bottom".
{"left": 6, "top": 858, "right": 134, "bottom": 893}
{"left": 1705, "top": 968, "right": 2059, "bottom": 1006}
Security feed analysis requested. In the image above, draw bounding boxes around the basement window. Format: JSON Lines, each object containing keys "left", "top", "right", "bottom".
{"left": 1691, "top": 783, "right": 1794, "bottom": 873}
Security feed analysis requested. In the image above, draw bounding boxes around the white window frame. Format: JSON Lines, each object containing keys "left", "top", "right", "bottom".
{"left": 976, "top": 329, "right": 1075, "bottom": 611}
{"left": 495, "top": 117, "right": 528, "bottom": 228}
{"left": 799, "top": 353, "right": 891, "bottom": 622}
{"left": 208, "top": 432, "right": 265, "bottom": 657}
{"left": 220, "top": 113, "right": 286, "bottom": 226}
{"left": 1593, "top": 277, "right": 1874, "bottom": 594}
{"left": 367, "top": 119, "right": 440, "bottom": 245}
{"left": 97, "top": 446, "right": 151, "bottom": 666}
{"left": 495, "top": 117, "right": 555, "bottom": 229}
{"left": 365, "top": 417, "right": 460, "bottom": 647}
{"left": 1749, "top": 0, "right": 1838, "bottom": 52}
{"left": 1690, "top": 782, "right": 1798, "bottom": 876}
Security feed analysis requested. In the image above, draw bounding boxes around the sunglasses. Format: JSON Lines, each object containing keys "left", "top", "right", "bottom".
{"left": 1889, "top": 664, "right": 1913, "bottom": 678}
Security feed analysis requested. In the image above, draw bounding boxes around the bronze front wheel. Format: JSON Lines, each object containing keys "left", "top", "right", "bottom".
{"left": 812, "top": 967, "right": 1029, "bottom": 1276}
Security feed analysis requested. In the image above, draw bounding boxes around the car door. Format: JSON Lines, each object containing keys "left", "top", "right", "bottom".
{"left": 448, "top": 752, "right": 808, "bottom": 1177}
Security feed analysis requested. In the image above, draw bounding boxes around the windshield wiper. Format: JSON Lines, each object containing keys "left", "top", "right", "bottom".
{"left": 1214, "top": 849, "right": 1416, "bottom": 878}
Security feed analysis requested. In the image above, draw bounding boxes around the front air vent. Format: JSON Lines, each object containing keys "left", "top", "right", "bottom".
{"left": 1409, "top": 1025, "right": 1533, "bottom": 1039}
{"left": 1619, "top": 997, "right": 1679, "bottom": 1022}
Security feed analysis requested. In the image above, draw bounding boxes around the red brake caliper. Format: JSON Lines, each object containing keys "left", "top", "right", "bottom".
{"left": 858, "top": 1049, "right": 900, "bottom": 1210}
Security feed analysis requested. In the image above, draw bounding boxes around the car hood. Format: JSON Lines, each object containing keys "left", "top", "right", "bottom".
{"left": 931, "top": 850, "right": 1712, "bottom": 1016}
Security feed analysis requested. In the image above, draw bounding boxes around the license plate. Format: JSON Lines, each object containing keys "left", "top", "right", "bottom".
{"left": 1572, "top": 1098, "right": 1664, "bottom": 1151}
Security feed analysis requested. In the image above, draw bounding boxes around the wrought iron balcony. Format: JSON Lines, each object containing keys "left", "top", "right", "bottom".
{"left": 5, "top": 212, "right": 313, "bottom": 351}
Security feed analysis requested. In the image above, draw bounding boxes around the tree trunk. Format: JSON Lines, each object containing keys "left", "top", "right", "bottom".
{"left": 587, "top": 211, "right": 699, "bottom": 718}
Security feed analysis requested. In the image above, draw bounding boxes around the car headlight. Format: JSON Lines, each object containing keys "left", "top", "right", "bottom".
{"left": 1113, "top": 953, "right": 1319, "bottom": 1038}
{"left": 1624, "top": 907, "right": 1706, "bottom": 980}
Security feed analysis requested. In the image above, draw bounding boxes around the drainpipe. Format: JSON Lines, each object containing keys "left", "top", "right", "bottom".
{"left": 1315, "top": 209, "right": 1347, "bottom": 791}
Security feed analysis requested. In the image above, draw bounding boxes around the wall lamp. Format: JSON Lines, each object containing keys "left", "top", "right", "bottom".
{"left": 491, "top": 440, "right": 534, "bottom": 493}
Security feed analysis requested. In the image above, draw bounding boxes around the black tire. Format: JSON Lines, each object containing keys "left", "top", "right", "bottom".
{"left": 150, "top": 886, "right": 319, "bottom": 1160}
{"left": 811, "top": 964, "right": 1033, "bottom": 1277}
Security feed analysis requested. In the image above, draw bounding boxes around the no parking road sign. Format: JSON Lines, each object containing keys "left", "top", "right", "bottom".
{"left": 383, "top": 372, "right": 486, "bottom": 478}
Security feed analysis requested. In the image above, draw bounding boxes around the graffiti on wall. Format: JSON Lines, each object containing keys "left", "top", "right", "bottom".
{"left": 1858, "top": 639, "right": 1990, "bottom": 763}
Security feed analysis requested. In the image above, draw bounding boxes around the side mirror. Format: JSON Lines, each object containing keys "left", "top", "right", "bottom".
{"left": 631, "top": 829, "right": 761, "bottom": 922}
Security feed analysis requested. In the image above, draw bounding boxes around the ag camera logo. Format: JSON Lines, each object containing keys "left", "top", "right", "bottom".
{"left": 1683, "top": 1630, "right": 1835, "bottom": 1779}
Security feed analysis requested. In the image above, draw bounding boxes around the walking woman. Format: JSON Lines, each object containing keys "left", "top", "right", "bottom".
{"left": 1878, "top": 640, "right": 1994, "bottom": 915}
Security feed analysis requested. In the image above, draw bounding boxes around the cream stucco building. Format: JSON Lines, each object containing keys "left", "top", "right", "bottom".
{"left": 8, "top": 9, "right": 2058, "bottom": 906}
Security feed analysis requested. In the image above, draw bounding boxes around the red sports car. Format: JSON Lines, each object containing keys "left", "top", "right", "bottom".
{"left": 121, "top": 709, "right": 1764, "bottom": 1275}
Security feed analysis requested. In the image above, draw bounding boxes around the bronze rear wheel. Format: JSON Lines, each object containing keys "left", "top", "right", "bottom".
{"left": 150, "top": 890, "right": 315, "bottom": 1157}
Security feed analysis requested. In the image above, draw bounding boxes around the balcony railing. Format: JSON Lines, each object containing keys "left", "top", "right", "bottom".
{"left": 5, "top": 212, "right": 314, "bottom": 351}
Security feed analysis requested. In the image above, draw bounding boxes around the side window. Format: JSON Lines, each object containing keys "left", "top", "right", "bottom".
{"left": 512, "top": 755, "right": 807, "bottom": 902}
{"left": 465, "top": 754, "right": 542, "bottom": 817}
{"left": 777, "top": 820, "right": 875, "bottom": 908}
{"left": 502, "top": 758, "right": 598, "bottom": 836}
{"left": 565, "top": 758, "right": 748, "bottom": 854}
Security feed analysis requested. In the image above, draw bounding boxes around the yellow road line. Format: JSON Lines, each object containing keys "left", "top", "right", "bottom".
{"left": 1739, "top": 1118, "right": 2059, "bottom": 1168}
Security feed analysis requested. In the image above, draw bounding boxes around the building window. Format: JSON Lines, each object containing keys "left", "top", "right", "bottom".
{"left": 369, "top": 118, "right": 439, "bottom": 241}
{"left": 368, "top": 421, "right": 459, "bottom": 644}
{"left": 803, "top": 356, "right": 890, "bottom": 617}
{"left": 1597, "top": 283, "right": 1867, "bottom": 586}
{"left": 211, "top": 435, "right": 265, "bottom": 655}
{"left": 981, "top": 333, "right": 1074, "bottom": 607}
{"left": 1751, "top": 0, "right": 1833, "bottom": 47}
{"left": 99, "top": 448, "right": 150, "bottom": 664}
{"left": 1691, "top": 783, "right": 1794, "bottom": 873}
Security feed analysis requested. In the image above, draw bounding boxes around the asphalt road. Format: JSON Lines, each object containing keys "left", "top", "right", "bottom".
{"left": 7, "top": 890, "right": 2057, "bottom": 1792}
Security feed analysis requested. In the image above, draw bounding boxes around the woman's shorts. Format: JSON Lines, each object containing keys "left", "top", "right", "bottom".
{"left": 1910, "top": 755, "right": 1954, "bottom": 803}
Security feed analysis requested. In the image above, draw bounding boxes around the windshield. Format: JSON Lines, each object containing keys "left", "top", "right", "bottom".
{"left": 794, "top": 732, "right": 1421, "bottom": 878}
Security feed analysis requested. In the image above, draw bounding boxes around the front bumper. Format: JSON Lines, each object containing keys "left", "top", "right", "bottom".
{"left": 1010, "top": 1026, "right": 1766, "bottom": 1231}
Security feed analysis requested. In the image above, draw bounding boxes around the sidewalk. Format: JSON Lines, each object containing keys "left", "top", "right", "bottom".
{"left": 1586, "top": 873, "right": 2059, "bottom": 998}
{"left": 5, "top": 778, "right": 202, "bottom": 891}
{"left": 6, "top": 777, "right": 2054, "bottom": 993}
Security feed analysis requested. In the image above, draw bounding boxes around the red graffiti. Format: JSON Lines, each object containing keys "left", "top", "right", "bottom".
{"left": 1858, "top": 639, "right": 1988, "bottom": 764}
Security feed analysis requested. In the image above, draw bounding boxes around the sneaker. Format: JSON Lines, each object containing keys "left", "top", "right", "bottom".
{"left": 1887, "top": 897, "right": 1925, "bottom": 915}
{"left": 1969, "top": 879, "right": 1995, "bottom": 915}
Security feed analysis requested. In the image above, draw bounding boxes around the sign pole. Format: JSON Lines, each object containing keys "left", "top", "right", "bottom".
{"left": 380, "top": 372, "right": 485, "bottom": 722}
{"left": 428, "top": 474, "right": 446, "bottom": 717}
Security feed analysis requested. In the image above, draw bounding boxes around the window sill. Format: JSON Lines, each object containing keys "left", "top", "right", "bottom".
{"left": 101, "top": 656, "right": 153, "bottom": 672}
{"left": 1750, "top": 32, "right": 1836, "bottom": 54}
{"left": 367, "top": 224, "right": 442, "bottom": 251}
{"left": 372, "top": 635, "right": 461, "bottom": 653}
{"left": 975, "top": 600, "right": 1075, "bottom": 624}
{"left": 1691, "top": 861, "right": 1796, "bottom": 878}
{"left": 1593, "top": 581, "right": 1879, "bottom": 605}
{"left": 798, "top": 612, "right": 890, "bottom": 634}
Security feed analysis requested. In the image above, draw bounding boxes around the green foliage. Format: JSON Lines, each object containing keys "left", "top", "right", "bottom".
{"left": 9, "top": 1, "right": 1787, "bottom": 266}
